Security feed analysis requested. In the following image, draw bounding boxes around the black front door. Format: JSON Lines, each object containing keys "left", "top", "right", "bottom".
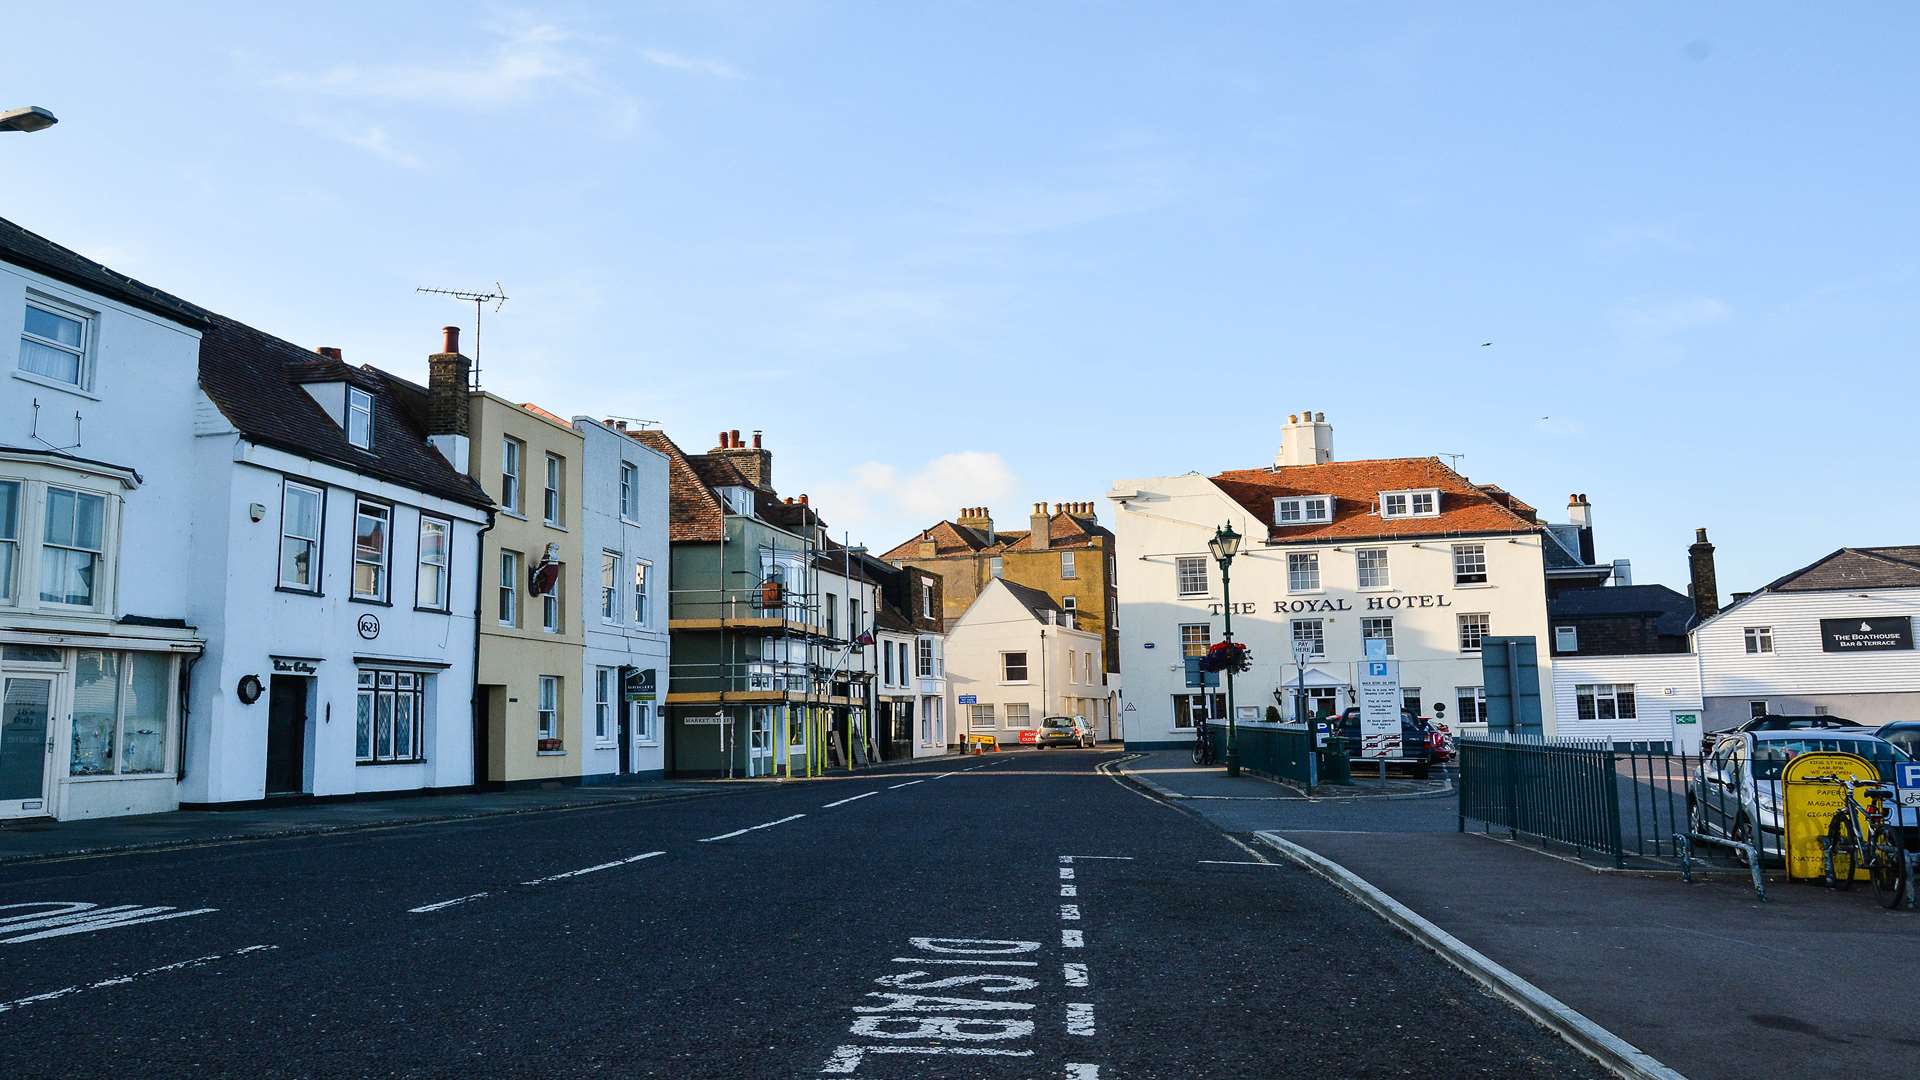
{"left": 616, "top": 681, "right": 632, "bottom": 776}
{"left": 266, "top": 677, "right": 307, "bottom": 796}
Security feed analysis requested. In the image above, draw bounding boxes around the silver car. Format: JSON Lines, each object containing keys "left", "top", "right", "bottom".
{"left": 1688, "top": 728, "right": 1913, "bottom": 861}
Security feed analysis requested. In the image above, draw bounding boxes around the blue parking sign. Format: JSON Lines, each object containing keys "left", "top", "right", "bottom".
{"left": 1898, "top": 762, "right": 1920, "bottom": 808}
{"left": 1368, "top": 661, "right": 1389, "bottom": 677}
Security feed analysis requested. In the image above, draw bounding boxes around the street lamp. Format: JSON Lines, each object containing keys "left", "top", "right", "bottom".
{"left": 0, "top": 107, "right": 58, "bottom": 134}
{"left": 1207, "top": 523, "right": 1242, "bottom": 776}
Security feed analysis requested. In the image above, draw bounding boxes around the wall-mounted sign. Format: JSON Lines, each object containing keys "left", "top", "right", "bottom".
{"left": 1142, "top": 642, "right": 1156, "bottom": 649}
{"left": 957, "top": 694, "right": 978, "bottom": 705}
{"left": 271, "top": 657, "right": 319, "bottom": 675}
{"left": 1202, "top": 593, "right": 1457, "bottom": 616}
{"left": 683, "top": 714, "right": 728, "bottom": 726}
{"left": 356, "top": 614, "right": 381, "bottom": 640}
{"left": 624, "top": 667, "right": 657, "bottom": 703}
{"left": 236, "top": 674, "right": 264, "bottom": 705}
{"left": 1819, "top": 616, "right": 1912, "bottom": 653}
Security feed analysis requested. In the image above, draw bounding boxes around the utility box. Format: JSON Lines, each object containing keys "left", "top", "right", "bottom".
{"left": 1481, "top": 636, "right": 1544, "bottom": 736}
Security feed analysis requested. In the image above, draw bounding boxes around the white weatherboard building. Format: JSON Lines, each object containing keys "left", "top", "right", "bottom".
{"left": 945, "top": 579, "right": 1105, "bottom": 741}
{"left": 573, "top": 417, "right": 671, "bottom": 780}
{"left": 0, "top": 219, "right": 205, "bottom": 821}
{"left": 184, "top": 320, "right": 492, "bottom": 804}
{"left": 1109, "top": 413, "right": 1557, "bottom": 748}
{"left": 1693, "top": 546, "right": 1920, "bottom": 730}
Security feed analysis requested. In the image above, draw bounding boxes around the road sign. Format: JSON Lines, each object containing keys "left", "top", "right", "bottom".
{"left": 957, "top": 694, "right": 977, "bottom": 705}
{"left": 683, "top": 714, "right": 727, "bottom": 726}
{"left": 1898, "top": 761, "right": 1920, "bottom": 808}
{"left": 1356, "top": 659, "right": 1401, "bottom": 759}
{"left": 1122, "top": 701, "right": 1137, "bottom": 713}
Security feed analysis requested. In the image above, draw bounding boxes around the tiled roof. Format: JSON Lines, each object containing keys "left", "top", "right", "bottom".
{"left": 1769, "top": 547, "right": 1920, "bottom": 593}
{"left": 198, "top": 315, "right": 491, "bottom": 509}
{"left": 518, "top": 401, "right": 576, "bottom": 430}
{"left": 0, "top": 215, "right": 206, "bottom": 327}
{"left": 626, "top": 429, "right": 727, "bottom": 542}
{"left": 1210, "top": 457, "right": 1541, "bottom": 544}
{"left": 881, "top": 511, "right": 1107, "bottom": 560}
{"left": 1003, "top": 513, "right": 1111, "bottom": 552}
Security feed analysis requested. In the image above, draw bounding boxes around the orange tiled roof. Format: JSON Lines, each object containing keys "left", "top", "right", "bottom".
{"left": 518, "top": 401, "right": 574, "bottom": 429}
{"left": 1211, "top": 457, "right": 1540, "bottom": 543}
{"left": 881, "top": 510, "right": 1107, "bottom": 560}
{"left": 626, "top": 429, "right": 727, "bottom": 542}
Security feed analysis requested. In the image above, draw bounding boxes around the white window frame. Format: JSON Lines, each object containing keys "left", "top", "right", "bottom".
{"left": 0, "top": 478, "right": 18, "bottom": 605}
{"left": 1356, "top": 547, "right": 1389, "bottom": 590}
{"left": 537, "top": 674, "right": 560, "bottom": 741}
{"left": 1002, "top": 651, "right": 1029, "bottom": 684}
{"left": 38, "top": 484, "right": 110, "bottom": 611}
{"left": 990, "top": 556, "right": 1004, "bottom": 579}
{"left": 1060, "top": 551, "right": 1076, "bottom": 579}
{"left": 631, "top": 702, "right": 655, "bottom": 744}
{"left": 1175, "top": 556, "right": 1208, "bottom": 597}
{"left": 350, "top": 499, "right": 391, "bottom": 602}
{"left": 1003, "top": 702, "right": 1032, "bottom": 731}
{"left": 1361, "top": 616, "right": 1395, "bottom": 656}
{"left": 916, "top": 637, "right": 935, "bottom": 677}
{"left": 1291, "top": 618, "right": 1325, "bottom": 659}
{"left": 619, "top": 462, "right": 638, "bottom": 520}
{"left": 921, "top": 581, "right": 934, "bottom": 618}
{"left": 1456, "top": 686, "right": 1488, "bottom": 725}
{"left": 346, "top": 387, "right": 374, "bottom": 450}
{"left": 1554, "top": 625, "right": 1578, "bottom": 652}
{"left": 1380, "top": 489, "right": 1440, "bottom": 519}
{"left": 1061, "top": 594, "right": 1077, "bottom": 628}
{"left": 66, "top": 650, "right": 179, "bottom": 777}
{"left": 1575, "top": 683, "right": 1637, "bottom": 722}
{"left": 1287, "top": 551, "right": 1321, "bottom": 593}
{"left": 594, "top": 666, "right": 617, "bottom": 745}
{"left": 970, "top": 703, "right": 996, "bottom": 731}
{"left": 498, "top": 549, "right": 520, "bottom": 627}
{"left": 416, "top": 515, "right": 451, "bottom": 612}
{"left": 542, "top": 572, "right": 562, "bottom": 634}
{"left": 543, "top": 453, "right": 564, "bottom": 526}
{"left": 1749, "top": 699, "right": 1770, "bottom": 720}
{"left": 1744, "top": 626, "right": 1773, "bottom": 655}
{"left": 501, "top": 437, "right": 524, "bottom": 513}
{"left": 1273, "top": 495, "right": 1333, "bottom": 525}
{"left": 633, "top": 559, "right": 652, "bottom": 626}
{"left": 278, "top": 480, "right": 324, "bottom": 593}
{"left": 1179, "top": 622, "right": 1211, "bottom": 658}
{"left": 18, "top": 293, "right": 93, "bottom": 390}
{"left": 1452, "top": 543, "right": 1488, "bottom": 585}
{"left": 600, "top": 550, "right": 621, "bottom": 623}
{"left": 355, "top": 668, "right": 424, "bottom": 764}
{"left": 1458, "top": 612, "right": 1490, "bottom": 653}
{"left": 0, "top": 473, "right": 120, "bottom": 617}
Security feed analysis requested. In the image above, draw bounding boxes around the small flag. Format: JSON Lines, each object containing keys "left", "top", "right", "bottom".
{"left": 853, "top": 630, "right": 875, "bottom": 647}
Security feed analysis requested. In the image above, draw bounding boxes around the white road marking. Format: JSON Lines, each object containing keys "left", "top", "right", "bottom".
{"left": 0, "top": 945, "right": 277, "bottom": 1014}
{"left": 891, "top": 957, "right": 1039, "bottom": 967}
{"left": 821, "top": 1044, "right": 1034, "bottom": 1074}
{"left": 823, "top": 791, "right": 880, "bottom": 808}
{"left": 0, "top": 904, "right": 217, "bottom": 945}
{"left": 1066, "top": 1002, "right": 1096, "bottom": 1035}
{"left": 408, "top": 892, "right": 490, "bottom": 913}
{"left": 1063, "top": 962, "right": 1089, "bottom": 987}
{"left": 888, "top": 779, "right": 925, "bottom": 790}
{"left": 1060, "top": 885, "right": 1077, "bottom": 897}
{"left": 1058, "top": 904, "right": 1081, "bottom": 921}
{"left": 1057, "top": 855, "right": 1134, "bottom": 863}
{"left": 1197, "top": 859, "right": 1280, "bottom": 866}
{"left": 521, "top": 850, "right": 664, "bottom": 885}
{"left": 698, "top": 813, "right": 806, "bottom": 842}
{"left": 1061, "top": 929, "right": 1084, "bottom": 948}
{"left": 1066, "top": 1064, "right": 1102, "bottom": 1078}
{"left": 1058, "top": 867, "right": 1075, "bottom": 880}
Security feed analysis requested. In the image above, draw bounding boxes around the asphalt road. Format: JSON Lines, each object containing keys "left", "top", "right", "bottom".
{"left": 0, "top": 750, "right": 1602, "bottom": 1079}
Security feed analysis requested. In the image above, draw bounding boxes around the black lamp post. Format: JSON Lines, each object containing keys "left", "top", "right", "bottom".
{"left": 1208, "top": 523, "right": 1243, "bottom": 777}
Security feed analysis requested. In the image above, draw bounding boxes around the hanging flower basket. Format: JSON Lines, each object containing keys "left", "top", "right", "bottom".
{"left": 1199, "top": 640, "right": 1251, "bottom": 674}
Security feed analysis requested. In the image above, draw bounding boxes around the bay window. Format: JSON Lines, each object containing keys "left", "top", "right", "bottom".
{"left": 0, "top": 470, "right": 120, "bottom": 616}
{"left": 40, "top": 486, "right": 105, "bottom": 608}
{"left": 0, "top": 479, "right": 17, "bottom": 603}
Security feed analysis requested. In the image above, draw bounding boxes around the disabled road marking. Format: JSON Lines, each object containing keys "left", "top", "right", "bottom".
{"left": 699, "top": 813, "right": 806, "bottom": 842}
{"left": 0, "top": 902, "right": 217, "bottom": 945}
{"left": 521, "top": 850, "right": 663, "bottom": 885}
{"left": 823, "top": 791, "right": 880, "bottom": 809}
{"left": 0, "top": 944, "right": 277, "bottom": 1014}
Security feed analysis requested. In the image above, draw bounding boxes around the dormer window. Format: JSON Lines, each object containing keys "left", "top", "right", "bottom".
{"left": 346, "top": 387, "right": 373, "bottom": 450}
{"left": 719, "top": 486, "right": 755, "bottom": 515}
{"left": 1380, "top": 489, "right": 1439, "bottom": 519}
{"left": 1274, "top": 495, "right": 1333, "bottom": 525}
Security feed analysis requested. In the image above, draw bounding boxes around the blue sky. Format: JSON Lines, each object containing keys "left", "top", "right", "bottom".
{"left": 5, "top": 3, "right": 1914, "bottom": 595}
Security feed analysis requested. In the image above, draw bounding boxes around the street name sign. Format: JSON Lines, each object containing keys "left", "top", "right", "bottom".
{"left": 684, "top": 714, "right": 727, "bottom": 726}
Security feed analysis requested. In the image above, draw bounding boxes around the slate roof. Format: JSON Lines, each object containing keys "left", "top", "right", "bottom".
{"left": 997, "top": 579, "right": 1063, "bottom": 621}
{"left": 1209, "top": 457, "right": 1541, "bottom": 544}
{"left": 199, "top": 315, "right": 492, "bottom": 509}
{"left": 0, "top": 216, "right": 206, "bottom": 327}
{"left": 1767, "top": 547, "right": 1920, "bottom": 593}
{"left": 1549, "top": 585, "right": 1695, "bottom": 638}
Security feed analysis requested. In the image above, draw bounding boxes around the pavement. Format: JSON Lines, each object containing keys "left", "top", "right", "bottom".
{"left": 1112, "top": 752, "right": 1920, "bottom": 1080}
{"left": 0, "top": 748, "right": 1601, "bottom": 1078}
{"left": 1120, "top": 748, "right": 1450, "bottom": 801}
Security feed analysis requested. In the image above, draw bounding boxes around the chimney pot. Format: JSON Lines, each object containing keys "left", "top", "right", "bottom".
{"left": 752, "top": 430, "right": 763, "bottom": 449}
{"left": 799, "top": 493, "right": 808, "bottom": 506}
{"left": 441, "top": 325, "right": 460, "bottom": 355}
{"left": 1695, "top": 527, "right": 1708, "bottom": 543}
{"left": 315, "top": 345, "right": 343, "bottom": 361}
{"left": 730, "top": 429, "right": 742, "bottom": 448}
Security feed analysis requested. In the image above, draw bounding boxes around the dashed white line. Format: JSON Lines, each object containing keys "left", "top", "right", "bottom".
{"left": 888, "top": 779, "right": 925, "bottom": 790}
{"left": 408, "top": 892, "right": 490, "bottom": 914}
{"left": 1058, "top": 855, "right": 1134, "bottom": 863}
{"left": 521, "top": 850, "right": 664, "bottom": 885}
{"left": 0, "top": 945, "right": 277, "bottom": 1014}
{"left": 1059, "top": 904, "right": 1081, "bottom": 921}
{"left": 698, "top": 814, "right": 806, "bottom": 842}
{"left": 1197, "top": 859, "right": 1277, "bottom": 866}
{"left": 1066, "top": 1064, "right": 1102, "bottom": 1079}
{"left": 1061, "top": 929, "right": 1084, "bottom": 948}
{"left": 1066, "top": 1002, "right": 1096, "bottom": 1035}
{"left": 1063, "top": 962, "right": 1089, "bottom": 987}
{"left": 822, "top": 791, "right": 880, "bottom": 809}
{"left": 1060, "top": 885, "right": 1077, "bottom": 897}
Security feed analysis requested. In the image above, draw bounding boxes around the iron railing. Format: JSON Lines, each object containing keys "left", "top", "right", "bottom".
{"left": 1206, "top": 722, "right": 1315, "bottom": 786}
{"left": 1458, "top": 735, "right": 1624, "bottom": 866}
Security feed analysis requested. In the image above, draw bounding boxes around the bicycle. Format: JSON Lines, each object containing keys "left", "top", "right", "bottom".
{"left": 1191, "top": 719, "right": 1215, "bottom": 767}
{"left": 1814, "top": 773, "right": 1907, "bottom": 909}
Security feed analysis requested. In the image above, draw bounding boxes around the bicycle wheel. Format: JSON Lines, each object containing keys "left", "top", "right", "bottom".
{"left": 1870, "top": 826, "right": 1906, "bottom": 910}
{"left": 1828, "top": 812, "right": 1860, "bottom": 889}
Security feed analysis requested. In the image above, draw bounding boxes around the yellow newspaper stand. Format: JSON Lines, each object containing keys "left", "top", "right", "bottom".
{"left": 1781, "top": 751, "right": 1878, "bottom": 881}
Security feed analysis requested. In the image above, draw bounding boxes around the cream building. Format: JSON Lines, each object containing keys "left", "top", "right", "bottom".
{"left": 945, "top": 579, "right": 1107, "bottom": 741}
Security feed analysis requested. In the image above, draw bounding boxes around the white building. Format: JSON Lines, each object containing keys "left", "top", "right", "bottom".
{"left": 184, "top": 319, "right": 492, "bottom": 804}
{"left": 1108, "top": 412, "right": 1557, "bottom": 748}
{"left": 1, "top": 218, "right": 205, "bottom": 821}
{"left": 1694, "top": 546, "right": 1920, "bottom": 730}
{"left": 572, "top": 417, "right": 672, "bottom": 780}
{"left": 872, "top": 561, "right": 948, "bottom": 758}
{"left": 946, "top": 579, "right": 1106, "bottom": 741}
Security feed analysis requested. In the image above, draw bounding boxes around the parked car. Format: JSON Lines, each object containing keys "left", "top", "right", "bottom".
{"left": 1331, "top": 707, "right": 1434, "bottom": 777}
{"left": 1036, "top": 715, "right": 1095, "bottom": 749}
{"left": 1687, "top": 728, "right": 1914, "bottom": 862}
{"left": 1729, "top": 713, "right": 1863, "bottom": 734}
{"left": 1876, "top": 721, "right": 1920, "bottom": 761}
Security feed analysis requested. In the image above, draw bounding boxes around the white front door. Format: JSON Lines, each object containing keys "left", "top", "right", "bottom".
{"left": 0, "top": 676, "right": 56, "bottom": 818}
{"left": 748, "top": 707, "right": 773, "bottom": 776}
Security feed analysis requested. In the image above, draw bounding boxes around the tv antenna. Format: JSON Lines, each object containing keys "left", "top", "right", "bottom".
{"left": 1439, "top": 452, "right": 1466, "bottom": 472}
{"left": 416, "top": 283, "right": 507, "bottom": 386}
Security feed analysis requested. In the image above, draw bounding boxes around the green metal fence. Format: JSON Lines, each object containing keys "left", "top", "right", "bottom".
{"left": 1458, "top": 735, "right": 1624, "bottom": 867}
{"left": 1207, "top": 722, "right": 1315, "bottom": 787}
